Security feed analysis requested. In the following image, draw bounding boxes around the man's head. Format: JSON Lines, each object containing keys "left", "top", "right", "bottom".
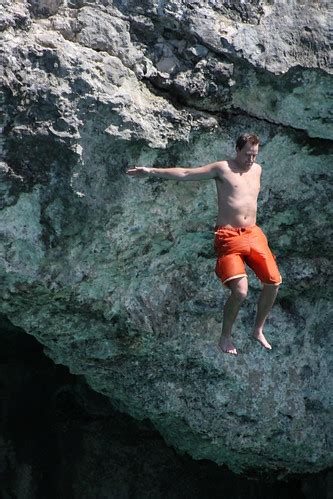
{"left": 235, "top": 133, "right": 260, "bottom": 170}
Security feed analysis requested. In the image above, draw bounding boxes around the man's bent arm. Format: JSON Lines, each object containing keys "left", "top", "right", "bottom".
{"left": 126, "top": 162, "right": 222, "bottom": 180}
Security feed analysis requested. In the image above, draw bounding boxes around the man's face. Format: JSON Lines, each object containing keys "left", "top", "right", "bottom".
{"left": 236, "top": 142, "right": 259, "bottom": 169}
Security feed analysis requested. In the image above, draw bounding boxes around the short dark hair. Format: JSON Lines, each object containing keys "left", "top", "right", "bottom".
{"left": 236, "top": 133, "right": 260, "bottom": 150}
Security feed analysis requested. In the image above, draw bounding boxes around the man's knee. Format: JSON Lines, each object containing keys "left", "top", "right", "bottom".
{"left": 228, "top": 277, "right": 248, "bottom": 304}
{"left": 232, "top": 289, "right": 248, "bottom": 304}
{"left": 263, "top": 282, "right": 280, "bottom": 291}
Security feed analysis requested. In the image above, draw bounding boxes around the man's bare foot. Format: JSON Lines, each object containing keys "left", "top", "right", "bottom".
{"left": 252, "top": 330, "right": 272, "bottom": 350}
{"left": 218, "top": 336, "right": 238, "bottom": 355}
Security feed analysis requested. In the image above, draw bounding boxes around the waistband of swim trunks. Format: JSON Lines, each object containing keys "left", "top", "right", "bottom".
{"left": 214, "top": 224, "right": 257, "bottom": 231}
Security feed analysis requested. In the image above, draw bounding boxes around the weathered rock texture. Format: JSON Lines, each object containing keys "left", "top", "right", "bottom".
{"left": 1, "top": 0, "right": 332, "bottom": 475}
{"left": 5, "top": 318, "right": 330, "bottom": 499}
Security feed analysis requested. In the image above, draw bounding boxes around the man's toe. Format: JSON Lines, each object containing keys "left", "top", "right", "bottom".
{"left": 253, "top": 336, "right": 272, "bottom": 350}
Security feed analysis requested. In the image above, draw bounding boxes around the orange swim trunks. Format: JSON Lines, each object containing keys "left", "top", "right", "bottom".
{"left": 214, "top": 225, "right": 282, "bottom": 286}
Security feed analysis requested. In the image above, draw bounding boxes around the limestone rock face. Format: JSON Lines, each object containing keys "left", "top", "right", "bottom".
{"left": 1, "top": 0, "right": 332, "bottom": 474}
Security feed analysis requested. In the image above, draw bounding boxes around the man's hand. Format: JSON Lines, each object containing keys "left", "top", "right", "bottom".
{"left": 126, "top": 166, "right": 150, "bottom": 176}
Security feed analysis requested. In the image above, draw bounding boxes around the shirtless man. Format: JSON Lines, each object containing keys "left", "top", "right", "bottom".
{"left": 126, "top": 133, "right": 282, "bottom": 355}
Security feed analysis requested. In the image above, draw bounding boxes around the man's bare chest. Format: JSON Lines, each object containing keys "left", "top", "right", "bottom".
{"left": 216, "top": 171, "right": 260, "bottom": 196}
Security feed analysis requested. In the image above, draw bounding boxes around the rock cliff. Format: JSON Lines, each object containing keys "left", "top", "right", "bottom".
{"left": 1, "top": 0, "right": 332, "bottom": 474}
{"left": 5, "top": 318, "right": 330, "bottom": 498}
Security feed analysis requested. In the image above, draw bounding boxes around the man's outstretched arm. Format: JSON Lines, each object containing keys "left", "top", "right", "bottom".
{"left": 126, "top": 162, "right": 222, "bottom": 181}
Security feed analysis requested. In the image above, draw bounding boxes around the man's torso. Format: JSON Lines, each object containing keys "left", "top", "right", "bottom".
{"left": 214, "top": 160, "right": 261, "bottom": 228}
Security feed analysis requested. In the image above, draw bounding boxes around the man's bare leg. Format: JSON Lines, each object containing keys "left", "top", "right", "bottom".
{"left": 219, "top": 277, "right": 248, "bottom": 355}
{"left": 252, "top": 284, "right": 279, "bottom": 349}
